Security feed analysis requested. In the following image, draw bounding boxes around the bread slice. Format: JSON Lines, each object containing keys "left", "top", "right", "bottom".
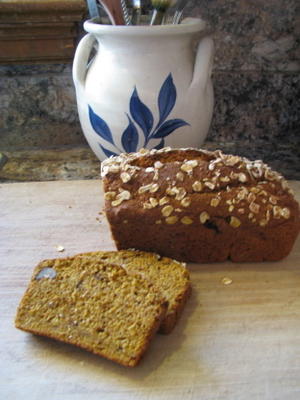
{"left": 75, "top": 250, "right": 191, "bottom": 334}
{"left": 15, "top": 256, "right": 167, "bottom": 367}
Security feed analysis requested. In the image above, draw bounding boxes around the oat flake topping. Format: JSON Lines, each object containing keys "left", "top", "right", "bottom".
{"left": 102, "top": 148, "right": 295, "bottom": 227}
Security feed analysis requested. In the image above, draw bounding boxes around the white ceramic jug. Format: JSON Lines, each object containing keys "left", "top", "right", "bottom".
{"left": 73, "top": 18, "right": 214, "bottom": 160}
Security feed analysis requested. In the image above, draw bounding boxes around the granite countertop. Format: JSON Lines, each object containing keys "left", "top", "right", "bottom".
{"left": 0, "top": 139, "right": 299, "bottom": 183}
{"left": 1, "top": 1, "right": 299, "bottom": 183}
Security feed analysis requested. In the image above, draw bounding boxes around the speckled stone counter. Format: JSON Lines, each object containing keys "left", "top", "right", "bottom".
{"left": 1, "top": 139, "right": 299, "bottom": 183}
{"left": 0, "top": 0, "right": 299, "bottom": 182}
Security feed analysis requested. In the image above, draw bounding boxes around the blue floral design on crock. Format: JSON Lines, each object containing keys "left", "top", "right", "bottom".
{"left": 88, "top": 73, "right": 190, "bottom": 157}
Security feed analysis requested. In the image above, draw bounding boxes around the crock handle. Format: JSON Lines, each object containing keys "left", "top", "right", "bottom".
{"left": 72, "top": 33, "right": 96, "bottom": 94}
{"left": 191, "top": 36, "right": 214, "bottom": 89}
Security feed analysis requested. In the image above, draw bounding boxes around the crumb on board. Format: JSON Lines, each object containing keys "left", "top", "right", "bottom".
{"left": 56, "top": 245, "right": 65, "bottom": 252}
{"left": 222, "top": 277, "right": 233, "bottom": 285}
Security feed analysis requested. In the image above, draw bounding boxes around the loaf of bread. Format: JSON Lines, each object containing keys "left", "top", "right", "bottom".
{"left": 15, "top": 256, "right": 168, "bottom": 367}
{"left": 75, "top": 250, "right": 191, "bottom": 334}
{"left": 101, "top": 147, "right": 300, "bottom": 263}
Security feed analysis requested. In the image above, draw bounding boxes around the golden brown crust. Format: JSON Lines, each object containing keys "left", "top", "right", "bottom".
{"left": 101, "top": 147, "right": 300, "bottom": 263}
{"left": 75, "top": 250, "right": 191, "bottom": 334}
{"left": 15, "top": 257, "right": 168, "bottom": 367}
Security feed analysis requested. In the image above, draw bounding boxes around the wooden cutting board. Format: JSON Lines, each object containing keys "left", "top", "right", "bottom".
{"left": 1, "top": 180, "right": 299, "bottom": 400}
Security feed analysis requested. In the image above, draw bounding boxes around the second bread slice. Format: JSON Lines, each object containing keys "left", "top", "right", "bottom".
{"left": 76, "top": 250, "right": 191, "bottom": 334}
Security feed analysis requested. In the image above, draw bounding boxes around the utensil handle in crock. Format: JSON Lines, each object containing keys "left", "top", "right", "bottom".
{"left": 72, "top": 33, "right": 96, "bottom": 94}
{"left": 191, "top": 36, "right": 214, "bottom": 89}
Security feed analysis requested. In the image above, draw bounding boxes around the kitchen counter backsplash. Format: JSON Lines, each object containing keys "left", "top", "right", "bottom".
{"left": 0, "top": 0, "right": 299, "bottom": 180}
{"left": 188, "top": 0, "right": 299, "bottom": 73}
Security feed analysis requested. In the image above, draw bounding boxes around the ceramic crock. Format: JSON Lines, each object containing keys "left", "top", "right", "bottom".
{"left": 72, "top": 18, "right": 214, "bottom": 160}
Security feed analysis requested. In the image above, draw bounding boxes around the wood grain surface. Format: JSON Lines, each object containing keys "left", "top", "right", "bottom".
{"left": 1, "top": 180, "right": 300, "bottom": 400}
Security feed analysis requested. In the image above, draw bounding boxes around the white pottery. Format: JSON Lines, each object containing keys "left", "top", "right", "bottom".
{"left": 72, "top": 18, "right": 214, "bottom": 160}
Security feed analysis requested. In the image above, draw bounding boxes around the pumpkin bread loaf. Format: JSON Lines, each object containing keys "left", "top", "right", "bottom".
{"left": 76, "top": 250, "right": 191, "bottom": 334}
{"left": 15, "top": 256, "right": 168, "bottom": 367}
{"left": 101, "top": 147, "right": 300, "bottom": 263}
